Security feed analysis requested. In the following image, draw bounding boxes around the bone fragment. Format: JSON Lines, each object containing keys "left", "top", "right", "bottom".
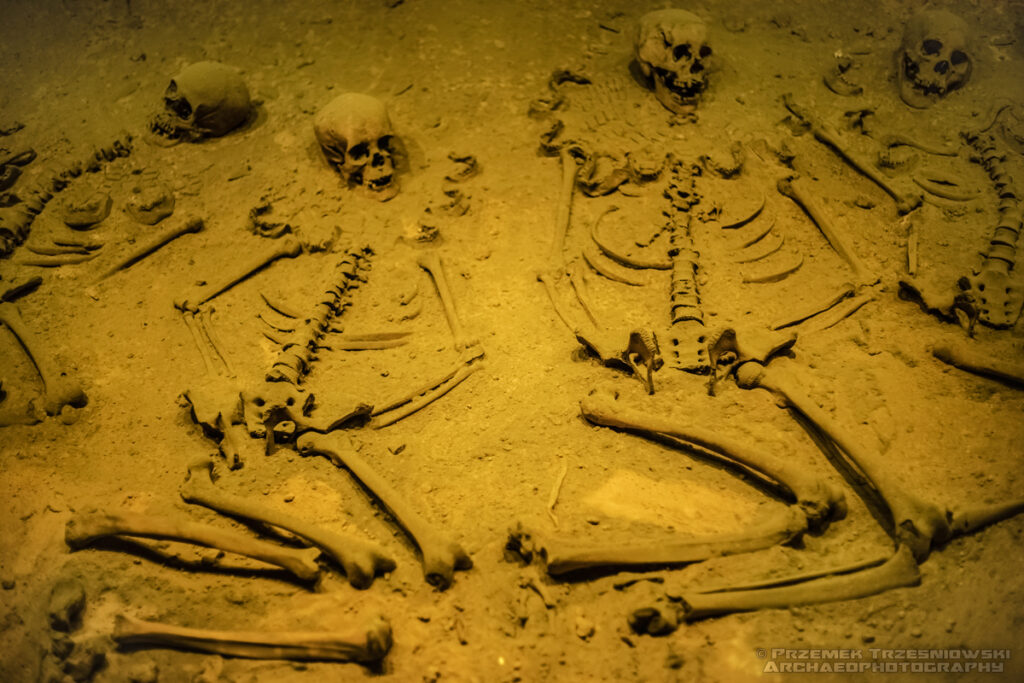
{"left": 65, "top": 510, "right": 321, "bottom": 582}
{"left": 912, "top": 174, "right": 980, "bottom": 201}
{"left": 510, "top": 507, "right": 807, "bottom": 577}
{"left": 567, "top": 260, "right": 600, "bottom": 327}
{"left": 741, "top": 252, "right": 803, "bottom": 284}
{"left": 0, "top": 302, "right": 87, "bottom": 416}
{"left": 536, "top": 149, "right": 580, "bottom": 330}
{"left": 26, "top": 243, "right": 94, "bottom": 256}
{"left": 770, "top": 283, "right": 855, "bottom": 330}
{"left": 799, "top": 292, "right": 872, "bottom": 333}
{"left": 580, "top": 391, "right": 844, "bottom": 529}
{"left": 180, "top": 458, "right": 395, "bottom": 588}
{"left": 932, "top": 342, "right": 1024, "bottom": 389}
{"left": 581, "top": 243, "right": 645, "bottom": 285}
{"left": 297, "top": 431, "right": 472, "bottom": 589}
{"left": 778, "top": 176, "right": 875, "bottom": 285}
{"left": 175, "top": 236, "right": 302, "bottom": 312}
{"left": 782, "top": 94, "right": 922, "bottom": 214}
{"left": 590, "top": 207, "right": 671, "bottom": 270}
{"left": 260, "top": 291, "right": 302, "bottom": 319}
{"left": 906, "top": 221, "right": 918, "bottom": 276}
{"left": 14, "top": 252, "right": 97, "bottom": 267}
{"left": 547, "top": 457, "right": 569, "bottom": 529}
{"left": 370, "top": 346, "right": 483, "bottom": 428}
{"left": 1, "top": 276, "right": 42, "bottom": 302}
{"left": 113, "top": 613, "right": 391, "bottom": 663}
{"left": 417, "top": 251, "right": 476, "bottom": 350}
{"left": 95, "top": 217, "right": 203, "bottom": 282}
{"left": 679, "top": 544, "right": 920, "bottom": 621}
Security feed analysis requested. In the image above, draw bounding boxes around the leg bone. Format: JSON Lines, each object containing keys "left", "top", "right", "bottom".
{"left": 180, "top": 458, "right": 395, "bottom": 588}
{"left": 297, "top": 431, "right": 472, "bottom": 589}
{"left": 65, "top": 510, "right": 320, "bottom": 583}
{"left": 113, "top": 613, "right": 391, "bottom": 664}
{"left": 0, "top": 301, "right": 87, "bottom": 417}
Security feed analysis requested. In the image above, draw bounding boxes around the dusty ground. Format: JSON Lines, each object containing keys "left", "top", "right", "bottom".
{"left": 1, "top": 0, "right": 1024, "bottom": 681}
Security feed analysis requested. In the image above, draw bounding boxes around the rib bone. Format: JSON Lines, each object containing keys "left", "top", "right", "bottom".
{"left": 297, "top": 431, "right": 472, "bottom": 589}
{"left": 580, "top": 391, "right": 845, "bottom": 529}
{"left": 65, "top": 510, "right": 320, "bottom": 583}
{"left": 113, "top": 613, "right": 391, "bottom": 663}
{"left": 94, "top": 217, "right": 203, "bottom": 283}
{"left": 180, "top": 458, "right": 395, "bottom": 588}
{"left": 0, "top": 302, "right": 87, "bottom": 417}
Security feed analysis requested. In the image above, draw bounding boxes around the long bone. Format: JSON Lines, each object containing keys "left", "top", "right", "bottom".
{"left": 735, "top": 357, "right": 1024, "bottom": 562}
{"left": 417, "top": 251, "right": 477, "bottom": 351}
{"left": 180, "top": 458, "right": 396, "bottom": 588}
{"left": 93, "top": 217, "right": 203, "bottom": 283}
{"left": 369, "top": 345, "right": 484, "bottom": 429}
{"left": 113, "top": 613, "right": 391, "bottom": 664}
{"left": 509, "top": 507, "right": 807, "bottom": 577}
{"left": 65, "top": 510, "right": 321, "bottom": 583}
{"left": 0, "top": 301, "right": 86, "bottom": 417}
{"left": 579, "top": 391, "right": 845, "bottom": 530}
{"left": 175, "top": 236, "right": 302, "bottom": 312}
{"left": 932, "top": 341, "right": 1024, "bottom": 389}
{"left": 782, "top": 94, "right": 922, "bottom": 214}
{"left": 777, "top": 176, "right": 876, "bottom": 286}
{"left": 536, "top": 148, "right": 582, "bottom": 331}
{"left": 297, "top": 431, "right": 472, "bottom": 589}
{"left": 663, "top": 544, "right": 921, "bottom": 623}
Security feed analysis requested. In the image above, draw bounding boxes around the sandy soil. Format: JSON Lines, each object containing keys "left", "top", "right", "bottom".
{"left": 1, "top": 0, "right": 1023, "bottom": 681}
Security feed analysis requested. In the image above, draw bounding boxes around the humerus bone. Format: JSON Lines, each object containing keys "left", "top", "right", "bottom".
{"left": 580, "top": 391, "right": 845, "bottom": 529}
{"left": 679, "top": 544, "right": 920, "bottom": 621}
{"left": 175, "top": 236, "right": 302, "bottom": 312}
{"left": 180, "top": 458, "right": 395, "bottom": 588}
{"left": 94, "top": 217, "right": 203, "bottom": 283}
{"left": 297, "top": 431, "right": 472, "bottom": 589}
{"left": 933, "top": 341, "right": 1024, "bottom": 389}
{"left": 65, "top": 510, "right": 321, "bottom": 583}
{"left": 113, "top": 613, "right": 391, "bottom": 663}
{"left": 509, "top": 507, "right": 807, "bottom": 577}
{"left": 0, "top": 301, "right": 87, "bottom": 417}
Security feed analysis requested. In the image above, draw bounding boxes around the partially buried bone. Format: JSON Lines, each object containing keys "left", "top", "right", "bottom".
{"left": 416, "top": 251, "right": 477, "bottom": 351}
{"left": 298, "top": 431, "right": 472, "bottom": 589}
{"left": 508, "top": 506, "right": 807, "bottom": 577}
{"left": 175, "top": 236, "right": 302, "bottom": 312}
{"left": 113, "top": 613, "right": 391, "bottom": 664}
{"left": 369, "top": 344, "right": 483, "bottom": 428}
{"left": 94, "top": 217, "right": 203, "bottom": 283}
{"left": 580, "top": 390, "right": 845, "bottom": 530}
{"left": 674, "top": 544, "right": 920, "bottom": 622}
{"left": 782, "top": 95, "right": 922, "bottom": 214}
{"left": 735, "top": 358, "right": 1024, "bottom": 561}
{"left": 0, "top": 301, "right": 87, "bottom": 417}
{"left": 181, "top": 458, "right": 395, "bottom": 588}
{"left": 65, "top": 510, "right": 321, "bottom": 582}
{"left": 536, "top": 148, "right": 580, "bottom": 331}
{"left": 932, "top": 341, "right": 1024, "bottom": 389}
{"left": 777, "top": 176, "right": 875, "bottom": 286}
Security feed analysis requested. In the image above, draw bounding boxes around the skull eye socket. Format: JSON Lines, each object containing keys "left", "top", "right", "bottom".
{"left": 672, "top": 43, "right": 692, "bottom": 61}
{"left": 699, "top": 45, "right": 711, "bottom": 58}
{"left": 348, "top": 142, "right": 370, "bottom": 160}
{"left": 922, "top": 39, "right": 943, "bottom": 55}
{"left": 951, "top": 50, "right": 968, "bottom": 65}
{"left": 167, "top": 96, "right": 193, "bottom": 120}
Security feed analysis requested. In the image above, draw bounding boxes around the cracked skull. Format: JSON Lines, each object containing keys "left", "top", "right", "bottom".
{"left": 634, "top": 9, "right": 712, "bottom": 114}
{"left": 314, "top": 93, "right": 399, "bottom": 201}
{"left": 149, "top": 61, "right": 251, "bottom": 143}
{"left": 897, "top": 10, "right": 972, "bottom": 109}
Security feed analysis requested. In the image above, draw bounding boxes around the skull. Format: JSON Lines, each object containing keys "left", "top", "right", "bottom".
{"left": 149, "top": 61, "right": 251, "bottom": 143}
{"left": 634, "top": 9, "right": 712, "bottom": 114}
{"left": 896, "top": 10, "right": 972, "bottom": 109}
{"left": 314, "top": 93, "right": 399, "bottom": 201}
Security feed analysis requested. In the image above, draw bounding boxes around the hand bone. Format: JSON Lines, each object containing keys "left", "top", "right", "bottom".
{"left": 297, "top": 431, "right": 472, "bottom": 589}
{"left": 181, "top": 458, "right": 396, "bottom": 588}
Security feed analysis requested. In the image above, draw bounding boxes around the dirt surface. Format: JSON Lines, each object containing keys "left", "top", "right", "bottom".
{"left": 2, "top": 0, "right": 1024, "bottom": 681}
